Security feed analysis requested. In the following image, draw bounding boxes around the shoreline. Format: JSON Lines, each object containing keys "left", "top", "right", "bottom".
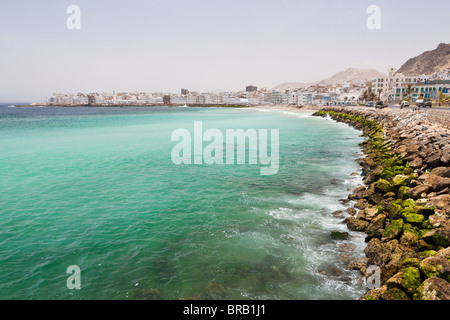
{"left": 14, "top": 103, "right": 250, "bottom": 108}
{"left": 14, "top": 103, "right": 324, "bottom": 111}
{"left": 313, "top": 107, "right": 450, "bottom": 300}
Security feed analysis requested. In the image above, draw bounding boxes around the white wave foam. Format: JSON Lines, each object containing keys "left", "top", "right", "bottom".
{"left": 268, "top": 207, "right": 297, "bottom": 220}
{"left": 288, "top": 192, "right": 345, "bottom": 212}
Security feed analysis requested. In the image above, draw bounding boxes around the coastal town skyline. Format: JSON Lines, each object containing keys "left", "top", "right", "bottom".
{"left": 42, "top": 65, "right": 450, "bottom": 107}
{"left": 1, "top": 0, "right": 450, "bottom": 102}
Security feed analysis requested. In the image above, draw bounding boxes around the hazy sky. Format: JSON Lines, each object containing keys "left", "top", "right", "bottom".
{"left": 1, "top": 0, "right": 449, "bottom": 102}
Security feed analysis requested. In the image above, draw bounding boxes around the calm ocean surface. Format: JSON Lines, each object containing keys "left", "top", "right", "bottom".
{"left": 0, "top": 104, "right": 367, "bottom": 300}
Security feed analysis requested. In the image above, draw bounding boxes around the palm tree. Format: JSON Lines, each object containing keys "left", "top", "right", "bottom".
{"left": 406, "top": 84, "right": 413, "bottom": 97}
{"left": 438, "top": 90, "right": 446, "bottom": 106}
{"left": 362, "top": 90, "right": 376, "bottom": 102}
{"left": 362, "top": 90, "right": 370, "bottom": 102}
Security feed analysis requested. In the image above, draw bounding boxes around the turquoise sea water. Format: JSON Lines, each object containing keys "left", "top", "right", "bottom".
{"left": 0, "top": 105, "right": 367, "bottom": 300}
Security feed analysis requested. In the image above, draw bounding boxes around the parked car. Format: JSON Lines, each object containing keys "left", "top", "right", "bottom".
{"left": 415, "top": 99, "right": 432, "bottom": 107}
{"left": 423, "top": 99, "right": 432, "bottom": 108}
{"left": 375, "top": 101, "right": 388, "bottom": 109}
{"left": 365, "top": 101, "right": 374, "bottom": 107}
{"left": 400, "top": 101, "right": 409, "bottom": 108}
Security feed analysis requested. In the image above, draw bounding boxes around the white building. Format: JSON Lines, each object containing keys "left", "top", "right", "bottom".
{"left": 297, "top": 92, "right": 312, "bottom": 105}
{"left": 371, "top": 68, "right": 419, "bottom": 102}
{"left": 392, "top": 80, "right": 450, "bottom": 102}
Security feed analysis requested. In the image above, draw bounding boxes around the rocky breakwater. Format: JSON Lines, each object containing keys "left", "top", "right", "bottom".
{"left": 314, "top": 108, "right": 450, "bottom": 300}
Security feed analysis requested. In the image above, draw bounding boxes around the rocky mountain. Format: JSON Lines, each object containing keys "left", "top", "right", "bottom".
{"left": 317, "top": 68, "right": 385, "bottom": 86}
{"left": 272, "top": 82, "right": 311, "bottom": 91}
{"left": 396, "top": 43, "right": 450, "bottom": 76}
{"left": 273, "top": 68, "right": 384, "bottom": 91}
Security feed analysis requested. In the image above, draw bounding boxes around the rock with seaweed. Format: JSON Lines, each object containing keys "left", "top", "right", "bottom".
{"left": 314, "top": 108, "right": 450, "bottom": 300}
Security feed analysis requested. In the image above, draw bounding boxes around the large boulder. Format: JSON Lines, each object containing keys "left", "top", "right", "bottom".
{"left": 353, "top": 186, "right": 377, "bottom": 201}
{"left": 365, "top": 214, "right": 386, "bottom": 241}
{"left": 409, "top": 157, "right": 423, "bottom": 169}
{"left": 405, "top": 184, "right": 431, "bottom": 200}
{"left": 402, "top": 212, "right": 425, "bottom": 225}
{"left": 434, "top": 178, "right": 450, "bottom": 193}
{"left": 386, "top": 267, "right": 421, "bottom": 296}
{"left": 423, "top": 225, "right": 450, "bottom": 247}
{"left": 346, "top": 217, "right": 369, "bottom": 232}
{"left": 330, "top": 231, "right": 350, "bottom": 240}
{"left": 346, "top": 207, "right": 357, "bottom": 216}
{"left": 364, "top": 238, "right": 393, "bottom": 267}
{"left": 430, "top": 167, "right": 450, "bottom": 178}
{"left": 400, "top": 232, "right": 421, "bottom": 250}
{"left": 419, "top": 254, "right": 450, "bottom": 281}
{"left": 424, "top": 174, "right": 444, "bottom": 189}
{"left": 383, "top": 219, "right": 404, "bottom": 241}
{"left": 358, "top": 207, "right": 379, "bottom": 222}
{"left": 393, "top": 175, "right": 410, "bottom": 187}
{"left": 425, "top": 152, "right": 442, "bottom": 168}
{"left": 441, "top": 152, "right": 450, "bottom": 165}
{"left": 381, "top": 288, "right": 411, "bottom": 300}
{"left": 374, "top": 179, "right": 393, "bottom": 193}
{"left": 413, "top": 277, "right": 450, "bottom": 300}
{"left": 429, "top": 194, "right": 450, "bottom": 213}
{"left": 439, "top": 247, "right": 450, "bottom": 259}
{"left": 354, "top": 199, "right": 369, "bottom": 210}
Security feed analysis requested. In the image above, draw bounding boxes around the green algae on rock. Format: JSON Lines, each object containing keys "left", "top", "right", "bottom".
{"left": 314, "top": 108, "right": 450, "bottom": 300}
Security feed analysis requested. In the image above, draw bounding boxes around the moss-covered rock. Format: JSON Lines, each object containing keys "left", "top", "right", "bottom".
{"left": 403, "top": 213, "right": 425, "bottom": 225}
{"left": 393, "top": 175, "right": 410, "bottom": 187}
{"left": 417, "top": 206, "right": 436, "bottom": 218}
{"left": 330, "top": 231, "right": 350, "bottom": 240}
{"left": 388, "top": 201, "right": 403, "bottom": 220}
{"left": 419, "top": 255, "right": 450, "bottom": 281}
{"left": 314, "top": 109, "right": 450, "bottom": 300}
{"left": 387, "top": 267, "right": 421, "bottom": 296}
{"left": 374, "top": 179, "right": 393, "bottom": 193}
{"left": 360, "top": 286, "right": 386, "bottom": 300}
{"left": 423, "top": 228, "right": 450, "bottom": 247}
{"left": 413, "top": 277, "right": 450, "bottom": 300}
{"left": 421, "top": 219, "right": 432, "bottom": 230}
{"left": 402, "top": 223, "right": 421, "bottom": 238}
{"left": 439, "top": 247, "right": 450, "bottom": 260}
{"left": 381, "top": 287, "right": 411, "bottom": 300}
{"left": 399, "top": 258, "right": 421, "bottom": 269}
{"left": 384, "top": 192, "right": 397, "bottom": 199}
{"left": 383, "top": 219, "right": 404, "bottom": 241}
{"left": 414, "top": 250, "right": 438, "bottom": 260}
{"left": 401, "top": 267, "right": 422, "bottom": 295}
{"left": 398, "top": 186, "right": 410, "bottom": 200}
{"left": 401, "top": 199, "right": 417, "bottom": 212}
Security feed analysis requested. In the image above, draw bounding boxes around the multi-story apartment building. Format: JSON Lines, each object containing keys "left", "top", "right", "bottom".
{"left": 371, "top": 68, "right": 420, "bottom": 101}
{"left": 271, "top": 91, "right": 282, "bottom": 104}
{"left": 297, "top": 92, "right": 312, "bottom": 105}
{"left": 392, "top": 80, "right": 450, "bottom": 102}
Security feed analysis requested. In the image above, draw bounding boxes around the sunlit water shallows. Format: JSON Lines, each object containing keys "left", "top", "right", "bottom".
{"left": 0, "top": 105, "right": 367, "bottom": 300}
